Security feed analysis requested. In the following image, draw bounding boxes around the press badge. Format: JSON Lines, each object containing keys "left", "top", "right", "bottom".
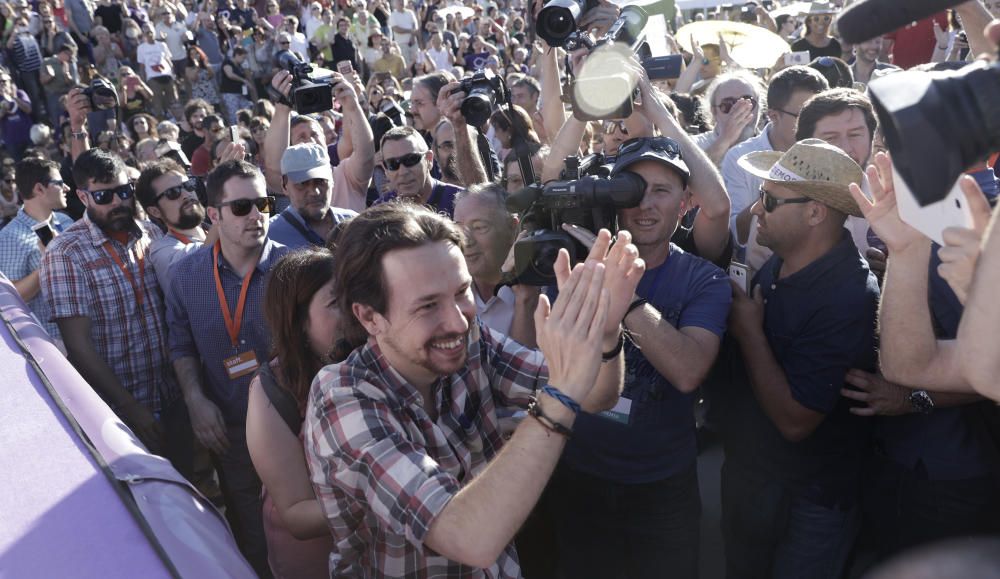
{"left": 223, "top": 351, "right": 259, "bottom": 380}
{"left": 599, "top": 396, "right": 632, "bottom": 424}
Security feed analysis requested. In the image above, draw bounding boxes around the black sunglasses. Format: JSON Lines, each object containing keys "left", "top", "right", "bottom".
{"left": 383, "top": 152, "right": 424, "bottom": 171}
{"left": 84, "top": 182, "right": 135, "bottom": 205}
{"left": 759, "top": 187, "right": 811, "bottom": 212}
{"left": 217, "top": 195, "right": 275, "bottom": 216}
{"left": 156, "top": 177, "right": 199, "bottom": 202}
{"left": 617, "top": 136, "right": 682, "bottom": 160}
{"left": 44, "top": 178, "right": 65, "bottom": 187}
{"left": 715, "top": 95, "right": 756, "bottom": 114}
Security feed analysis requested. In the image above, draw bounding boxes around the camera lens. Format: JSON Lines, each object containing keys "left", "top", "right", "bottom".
{"left": 536, "top": 0, "right": 582, "bottom": 46}
{"left": 461, "top": 93, "right": 492, "bottom": 127}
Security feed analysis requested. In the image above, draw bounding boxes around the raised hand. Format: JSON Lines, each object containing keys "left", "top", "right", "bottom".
{"left": 938, "top": 175, "right": 993, "bottom": 304}
{"left": 848, "top": 152, "right": 927, "bottom": 254}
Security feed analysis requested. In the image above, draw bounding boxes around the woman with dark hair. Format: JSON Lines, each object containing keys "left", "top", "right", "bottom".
{"left": 490, "top": 104, "right": 540, "bottom": 152}
{"left": 791, "top": 4, "right": 842, "bottom": 60}
{"left": 185, "top": 44, "right": 221, "bottom": 109}
{"left": 246, "top": 248, "right": 343, "bottom": 579}
{"left": 127, "top": 113, "right": 159, "bottom": 143}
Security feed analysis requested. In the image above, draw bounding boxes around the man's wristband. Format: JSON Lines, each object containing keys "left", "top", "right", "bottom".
{"left": 625, "top": 297, "right": 647, "bottom": 321}
{"left": 541, "top": 384, "right": 581, "bottom": 415}
{"left": 71, "top": 130, "right": 88, "bottom": 141}
{"left": 527, "top": 396, "right": 573, "bottom": 437}
{"left": 601, "top": 330, "right": 625, "bottom": 361}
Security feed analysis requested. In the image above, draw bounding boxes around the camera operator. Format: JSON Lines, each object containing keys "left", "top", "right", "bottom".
{"left": 264, "top": 69, "right": 374, "bottom": 214}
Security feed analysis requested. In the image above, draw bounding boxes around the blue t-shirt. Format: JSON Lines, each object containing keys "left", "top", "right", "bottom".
{"left": 711, "top": 230, "right": 879, "bottom": 506}
{"left": 375, "top": 179, "right": 463, "bottom": 216}
{"left": 562, "top": 244, "right": 731, "bottom": 484}
{"left": 268, "top": 206, "right": 356, "bottom": 250}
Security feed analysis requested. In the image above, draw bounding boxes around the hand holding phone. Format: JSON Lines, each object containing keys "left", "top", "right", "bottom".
{"left": 32, "top": 222, "right": 54, "bottom": 248}
{"left": 728, "top": 262, "right": 750, "bottom": 294}
{"left": 784, "top": 51, "right": 810, "bottom": 66}
{"left": 336, "top": 60, "right": 354, "bottom": 75}
{"left": 228, "top": 125, "right": 240, "bottom": 144}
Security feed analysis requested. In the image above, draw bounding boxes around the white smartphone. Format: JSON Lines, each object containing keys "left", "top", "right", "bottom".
{"left": 893, "top": 165, "right": 973, "bottom": 246}
{"left": 784, "top": 51, "right": 811, "bottom": 66}
{"left": 728, "top": 262, "right": 750, "bottom": 294}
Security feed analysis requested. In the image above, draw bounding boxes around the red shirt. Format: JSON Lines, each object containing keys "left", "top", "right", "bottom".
{"left": 190, "top": 142, "right": 212, "bottom": 177}
{"left": 885, "top": 12, "right": 948, "bottom": 70}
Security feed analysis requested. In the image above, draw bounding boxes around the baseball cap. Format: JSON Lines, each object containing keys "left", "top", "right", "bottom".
{"left": 281, "top": 143, "right": 334, "bottom": 184}
{"left": 611, "top": 136, "right": 690, "bottom": 187}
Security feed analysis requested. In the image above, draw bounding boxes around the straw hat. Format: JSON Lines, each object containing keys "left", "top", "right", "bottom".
{"left": 737, "top": 138, "right": 864, "bottom": 217}
{"left": 805, "top": 1, "right": 837, "bottom": 15}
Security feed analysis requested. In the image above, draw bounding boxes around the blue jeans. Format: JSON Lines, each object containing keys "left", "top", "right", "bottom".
{"left": 547, "top": 463, "right": 701, "bottom": 579}
{"left": 721, "top": 461, "right": 859, "bottom": 579}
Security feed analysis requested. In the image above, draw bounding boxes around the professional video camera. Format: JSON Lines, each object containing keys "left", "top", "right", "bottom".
{"left": 275, "top": 52, "right": 334, "bottom": 115}
{"left": 505, "top": 154, "right": 645, "bottom": 286}
{"left": 84, "top": 77, "right": 118, "bottom": 111}
{"left": 868, "top": 60, "right": 1000, "bottom": 207}
{"left": 458, "top": 69, "right": 506, "bottom": 128}
{"left": 563, "top": 6, "right": 650, "bottom": 122}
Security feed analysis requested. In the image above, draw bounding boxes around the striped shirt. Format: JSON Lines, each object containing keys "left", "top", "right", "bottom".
{"left": 304, "top": 320, "right": 547, "bottom": 578}
{"left": 11, "top": 34, "right": 42, "bottom": 72}
{"left": 40, "top": 214, "right": 178, "bottom": 413}
{"left": 0, "top": 208, "right": 73, "bottom": 338}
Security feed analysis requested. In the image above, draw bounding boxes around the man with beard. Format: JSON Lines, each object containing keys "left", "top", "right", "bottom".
{"left": 180, "top": 99, "right": 214, "bottom": 161}
{"left": 269, "top": 143, "right": 356, "bottom": 248}
{"left": 137, "top": 159, "right": 218, "bottom": 289}
{"left": 432, "top": 118, "right": 461, "bottom": 186}
{"left": 304, "top": 202, "right": 644, "bottom": 576}
{"left": 850, "top": 36, "right": 898, "bottom": 85}
{"left": 374, "top": 126, "right": 463, "bottom": 216}
{"left": 166, "top": 160, "right": 288, "bottom": 577}
{"left": 40, "top": 149, "right": 183, "bottom": 462}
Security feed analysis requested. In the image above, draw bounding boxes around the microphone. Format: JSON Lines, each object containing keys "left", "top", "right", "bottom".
{"left": 837, "top": 0, "right": 962, "bottom": 44}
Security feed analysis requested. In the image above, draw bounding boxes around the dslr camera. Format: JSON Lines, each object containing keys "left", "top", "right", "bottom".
{"left": 84, "top": 77, "right": 119, "bottom": 111}
{"left": 458, "top": 70, "right": 506, "bottom": 127}
{"left": 277, "top": 53, "right": 334, "bottom": 115}
{"left": 505, "top": 154, "right": 645, "bottom": 285}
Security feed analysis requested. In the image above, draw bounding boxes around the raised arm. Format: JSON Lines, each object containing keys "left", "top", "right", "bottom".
{"left": 437, "top": 81, "right": 488, "bottom": 186}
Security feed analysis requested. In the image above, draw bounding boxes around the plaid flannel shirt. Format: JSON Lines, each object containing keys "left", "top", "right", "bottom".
{"left": 305, "top": 320, "right": 547, "bottom": 578}
{"left": 40, "top": 214, "right": 177, "bottom": 414}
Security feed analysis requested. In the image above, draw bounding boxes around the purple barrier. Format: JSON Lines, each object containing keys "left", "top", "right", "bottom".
{"left": 0, "top": 279, "right": 256, "bottom": 578}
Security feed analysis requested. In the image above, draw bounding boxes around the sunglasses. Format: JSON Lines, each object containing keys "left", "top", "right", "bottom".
{"left": 383, "top": 152, "right": 424, "bottom": 171}
{"left": 603, "top": 120, "right": 628, "bottom": 135}
{"left": 156, "top": 177, "right": 199, "bottom": 201}
{"left": 84, "top": 182, "right": 135, "bottom": 205}
{"left": 809, "top": 14, "right": 832, "bottom": 23}
{"left": 617, "top": 136, "right": 682, "bottom": 160}
{"left": 44, "top": 179, "right": 65, "bottom": 187}
{"left": 715, "top": 95, "right": 756, "bottom": 114}
{"left": 217, "top": 195, "right": 275, "bottom": 216}
{"left": 759, "top": 187, "right": 811, "bottom": 212}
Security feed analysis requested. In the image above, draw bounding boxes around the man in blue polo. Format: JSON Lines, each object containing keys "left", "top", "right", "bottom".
{"left": 167, "top": 160, "right": 288, "bottom": 577}
{"left": 268, "top": 143, "right": 356, "bottom": 249}
{"left": 375, "top": 125, "right": 463, "bottom": 216}
{"left": 548, "top": 136, "right": 732, "bottom": 578}
{"left": 0, "top": 157, "right": 73, "bottom": 340}
{"left": 716, "top": 139, "right": 879, "bottom": 578}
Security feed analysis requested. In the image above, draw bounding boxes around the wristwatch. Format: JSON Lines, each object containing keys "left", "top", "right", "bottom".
{"left": 71, "top": 130, "right": 88, "bottom": 141}
{"left": 909, "top": 389, "right": 935, "bottom": 414}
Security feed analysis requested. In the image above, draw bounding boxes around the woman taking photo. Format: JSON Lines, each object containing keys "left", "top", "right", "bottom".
{"left": 185, "top": 44, "right": 221, "bottom": 110}
{"left": 247, "top": 248, "right": 344, "bottom": 579}
{"left": 117, "top": 65, "right": 154, "bottom": 123}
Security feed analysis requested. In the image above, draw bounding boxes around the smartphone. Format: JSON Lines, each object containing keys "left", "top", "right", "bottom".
{"left": 336, "top": 60, "right": 354, "bottom": 75}
{"left": 643, "top": 54, "right": 683, "bottom": 80}
{"left": 784, "top": 51, "right": 811, "bottom": 66}
{"left": 728, "top": 262, "right": 750, "bottom": 294}
{"left": 229, "top": 125, "right": 240, "bottom": 144}
{"left": 893, "top": 165, "right": 973, "bottom": 246}
{"left": 32, "top": 222, "right": 54, "bottom": 247}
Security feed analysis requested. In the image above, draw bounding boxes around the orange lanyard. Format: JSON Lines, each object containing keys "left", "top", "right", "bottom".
{"left": 102, "top": 239, "right": 145, "bottom": 307}
{"left": 168, "top": 228, "right": 193, "bottom": 245}
{"left": 213, "top": 241, "right": 258, "bottom": 348}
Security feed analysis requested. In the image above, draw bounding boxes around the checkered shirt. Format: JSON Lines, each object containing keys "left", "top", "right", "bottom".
{"left": 304, "top": 320, "right": 547, "bottom": 578}
{"left": 0, "top": 208, "right": 73, "bottom": 338}
{"left": 40, "top": 214, "right": 177, "bottom": 414}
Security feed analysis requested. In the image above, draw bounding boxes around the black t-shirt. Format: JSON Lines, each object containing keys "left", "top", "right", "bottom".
{"left": 791, "top": 36, "right": 843, "bottom": 61}
{"left": 94, "top": 4, "right": 126, "bottom": 34}
{"left": 180, "top": 131, "right": 204, "bottom": 160}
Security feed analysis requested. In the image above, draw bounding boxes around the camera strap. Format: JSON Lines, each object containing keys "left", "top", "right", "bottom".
{"left": 499, "top": 76, "right": 537, "bottom": 187}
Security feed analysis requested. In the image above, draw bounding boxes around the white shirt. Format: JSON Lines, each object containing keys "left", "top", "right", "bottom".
{"left": 424, "top": 45, "right": 451, "bottom": 71}
{"left": 721, "top": 124, "right": 776, "bottom": 234}
{"left": 136, "top": 40, "right": 173, "bottom": 79}
{"left": 288, "top": 32, "right": 309, "bottom": 62}
{"left": 473, "top": 284, "right": 516, "bottom": 338}
{"left": 155, "top": 21, "right": 188, "bottom": 60}
{"left": 389, "top": 9, "right": 417, "bottom": 46}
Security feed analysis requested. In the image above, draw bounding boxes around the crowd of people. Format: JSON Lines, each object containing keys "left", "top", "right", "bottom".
{"left": 2, "top": 0, "right": 1000, "bottom": 577}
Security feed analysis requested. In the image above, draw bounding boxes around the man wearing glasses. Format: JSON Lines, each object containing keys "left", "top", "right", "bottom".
{"left": 721, "top": 66, "right": 829, "bottom": 259}
{"left": 716, "top": 139, "right": 879, "bottom": 578}
{"left": 0, "top": 157, "right": 73, "bottom": 341}
{"left": 166, "top": 160, "right": 288, "bottom": 577}
{"left": 40, "top": 149, "right": 182, "bottom": 465}
{"left": 136, "top": 159, "right": 217, "bottom": 289}
{"left": 374, "top": 126, "right": 463, "bottom": 216}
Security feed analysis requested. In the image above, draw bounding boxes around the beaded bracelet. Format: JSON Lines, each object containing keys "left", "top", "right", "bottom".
{"left": 527, "top": 396, "right": 573, "bottom": 438}
{"left": 541, "top": 384, "right": 581, "bottom": 415}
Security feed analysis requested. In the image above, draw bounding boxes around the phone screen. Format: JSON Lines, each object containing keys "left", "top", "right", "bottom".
{"left": 336, "top": 60, "right": 354, "bottom": 75}
{"left": 642, "top": 55, "right": 683, "bottom": 80}
{"left": 229, "top": 126, "right": 240, "bottom": 144}
{"left": 32, "top": 223, "right": 54, "bottom": 247}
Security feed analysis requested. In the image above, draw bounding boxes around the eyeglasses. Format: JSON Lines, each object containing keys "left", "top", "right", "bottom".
{"left": 84, "top": 182, "right": 135, "bottom": 205}
{"left": 217, "top": 195, "right": 275, "bottom": 216}
{"left": 603, "top": 120, "right": 628, "bottom": 135}
{"left": 715, "top": 95, "right": 756, "bottom": 114}
{"left": 43, "top": 179, "right": 65, "bottom": 187}
{"left": 758, "top": 187, "right": 811, "bottom": 212}
{"left": 617, "top": 136, "right": 682, "bottom": 160}
{"left": 156, "top": 177, "right": 199, "bottom": 202}
{"left": 771, "top": 107, "right": 799, "bottom": 118}
{"left": 383, "top": 152, "right": 425, "bottom": 171}
{"left": 809, "top": 14, "right": 832, "bottom": 23}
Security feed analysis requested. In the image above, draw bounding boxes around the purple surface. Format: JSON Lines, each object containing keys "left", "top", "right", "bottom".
{"left": 0, "top": 280, "right": 256, "bottom": 578}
